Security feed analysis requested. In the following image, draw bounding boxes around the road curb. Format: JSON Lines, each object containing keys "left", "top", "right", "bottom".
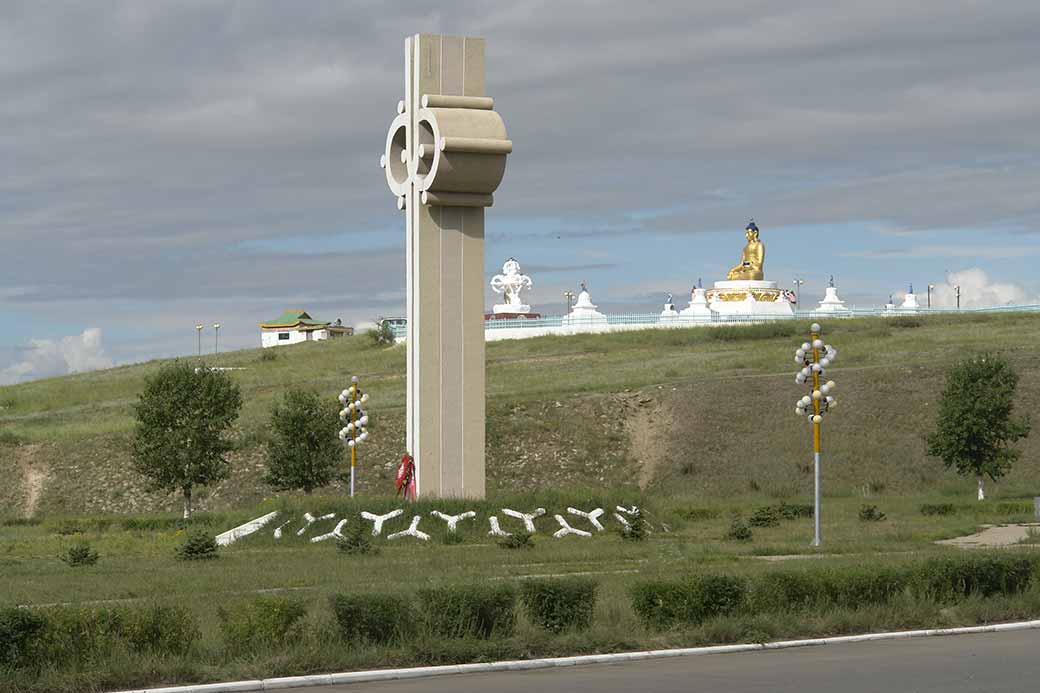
{"left": 110, "top": 618, "right": 1040, "bottom": 693}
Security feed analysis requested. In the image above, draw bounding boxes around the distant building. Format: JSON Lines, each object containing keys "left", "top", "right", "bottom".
{"left": 259, "top": 310, "right": 353, "bottom": 348}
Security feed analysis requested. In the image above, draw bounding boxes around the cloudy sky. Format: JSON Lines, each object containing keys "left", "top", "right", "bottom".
{"left": 3, "top": 1, "right": 1039, "bottom": 383}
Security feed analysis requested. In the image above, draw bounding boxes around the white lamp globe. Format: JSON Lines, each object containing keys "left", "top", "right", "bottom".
{"left": 795, "top": 407, "right": 804, "bottom": 416}
{"left": 351, "top": 375, "right": 359, "bottom": 383}
{"left": 812, "top": 415, "right": 823, "bottom": 424}
{"left": 359, "top": 415, "right": 369, "bottom": 426}
{"left": 801, "top": 396, "right": 812, "bottom": 406}
{"left": 360, "top": 393, "right": 370, "bottom": 403}
{"left": 820, "top": 383, "right": 831, "bottom": 395}
{"left": 347, "top": 439, "right": 355, "bottom": 448}
{"left": 812, "top": 339, "right": 824, "bottom": 349}
{"left": 810, "top": 323, "right": 821, "bottom": 333}
{"left": 811, "top": 363, "right": 822, "bottom": 373}
{"left": 796, "top": 349, "right": 805, "bottom": 359}
{"left": 812, "top": 390, "right": 822, "bottom": 400}
{"left": 820, "top": 358, "right": 831, "bottom": 368}
{"left": 826, "top": 380, "right": 836, "bottom": 389}
{"left": 801, "top": 342, "right": 811, "bottom": 351}
{"left": 801, "top": 367, "right": 811, "bottom": 377}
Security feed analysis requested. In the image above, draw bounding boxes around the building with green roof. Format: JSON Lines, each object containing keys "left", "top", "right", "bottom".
{"left": 259, "top": 310, "right": 353, "bottom": 348}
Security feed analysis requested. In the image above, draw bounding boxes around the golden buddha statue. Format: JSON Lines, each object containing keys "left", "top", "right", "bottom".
{"left": 726, "top": 220, "right": 765, "bottom": 281}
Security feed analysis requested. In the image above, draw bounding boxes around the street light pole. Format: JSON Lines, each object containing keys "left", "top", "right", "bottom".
{"left": 338, "top": 376, "right": 371, "bottom": 498}
{"left": 213, "top": 323, "right": 221, "bottom": 354}
{"left": 195, "top": 324, "right": 203, "bottom": 356}
{"left": 927, "top": 284, "right": 935, "bottom": 309}
{"left": 563, "top": 290, "right": 575, "bottom": 313}
{"left": 793, "top": 322, "right": 839, "bottom": 547}
{"left": 955, "top": 285, "right": 961, "bottom": 309}
{"left": 793, "top": 278, "right": 805, "bottom": 309}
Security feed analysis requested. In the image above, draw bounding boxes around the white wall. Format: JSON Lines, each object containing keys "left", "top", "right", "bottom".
{"left": 261, "top": 328, "right": 330, "bottom": 348}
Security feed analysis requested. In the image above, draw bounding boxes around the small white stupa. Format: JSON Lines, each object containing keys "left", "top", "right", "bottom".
{"left": 899, "top": 284, "right": 920, "bottom": 312}
{"left": 680, "top": 280, "right": 714, "bottom": 320}
{"left": 660, "top": 292, "right": 679, "bottom": 319}
{"left": 562, "top": 281, "right": 607, "bottom": 328}
{"left": 816, "top": 276, "right": 849, "bottom": 314}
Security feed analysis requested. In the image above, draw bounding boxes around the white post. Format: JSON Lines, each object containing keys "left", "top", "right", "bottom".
{"left": 977, "top": 476, "right": 985, "bottom": 501}
{"left": 813, "top": 451, "right": 821, "bottom": 546}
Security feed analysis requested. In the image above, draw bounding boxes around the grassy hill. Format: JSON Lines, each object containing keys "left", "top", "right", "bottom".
{"left": 2, "top": 312, "right": 1039, "bottom": 518}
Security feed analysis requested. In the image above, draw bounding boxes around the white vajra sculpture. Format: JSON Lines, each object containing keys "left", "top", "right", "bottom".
{"left": 361, "top": 509, "right": 404, "bottom": 537}
{"left": 502, "top": 507, "right": 546, "bottom": 533}
{"left": 552, "top": 514, "right": 591, "bottom": 539}
{"left": 567, "top": 506, "right": 606, "bottom": 532}
{"left": 490, "top": 258, "right": 533, "bottom": 315}
{"left": 387, "top": 515, "right": 430, "bottom": 541}
{"left": 430, "top": 510, "right": 476, "bottom": 533}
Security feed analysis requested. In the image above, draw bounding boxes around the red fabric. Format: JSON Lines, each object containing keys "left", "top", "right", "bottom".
{"left": 395, "top": 453, "right": 416, "bottom": 501}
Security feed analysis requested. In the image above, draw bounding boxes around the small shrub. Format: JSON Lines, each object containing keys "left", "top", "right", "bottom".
{"left": 775, "top": 501, "right": 814, "bottom": 519}
{"left": 618, "top": 508, "right": 648, "bottom": 541}
{"left": 914, "top": 554, "right": 1039, "bottom": 601}
{"left": 630, "top": 574, "right": 746, "bottom": 630}
{"left": 520, "top": 578, "right": 597, "bottom": 633}
{"left": 259, "top": 349, "right": 278, "bottom": 362}
{"left": 441, "top": 531, "right": 465, "bottom": 546}
{"left": 331, "top": 593, "right": 413, "bottom": 644}
{"left": 920, "top": 503, "right": 957, "bottom": 516}
{"left": 60, "top": 541, "right": 99, "bottom": 567}
{"left": 748, "top": 506, "right": 780, "bottom": 528}
{"left": 175, "top": 529, "right": 219, "bottom": 561}
{"left": 368, "top": 322, "right": 396, "bottom": 346}
{"left": 0, "top": 607, "right": 46, "bottom": 669}
{"left": 676, "top": 507, "right": 721, "bottom": 521}
{"left": 34, "top": 604, "right": 199, "bottom": 664}
{"left": 418, "top": 583, "right": 517, "bottom": 639}
{"left": 124, "top": 604, "right": 200, "bottom": 655}
{"left": 858, "top": 504, "right": 887, "bottom": 522}
{"left": 995, "top": 501, "right": 1033, "bottom": 516}
{"left": 497, "top": 531, "right": 534, "bottom": 550}
{"left": 54, "top": 520, "right": 85, "bottom": 536}
{"left": 219, "top": 596, "right": 307, "bottom": 654}
{"left": 725, "top": 516, "right": 753, "bottom": 542}
{"left": 336, "top": 520, "right": 377, "bottom": 556}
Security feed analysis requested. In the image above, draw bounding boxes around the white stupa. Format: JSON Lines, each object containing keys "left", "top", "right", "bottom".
{"left": 562, "top": 282, "right": 607, "bottom": 327}
{"left": 899, "top": 284, "right": 920, "bottom": 312}
{"left": 660, "top": 293, "right": 679, "bottom": 319}
{"left": 680, "top": 282, "right": 714, "bottom": 320}
{"left": 816, "top": 277, "right": 849, "bottom": 314}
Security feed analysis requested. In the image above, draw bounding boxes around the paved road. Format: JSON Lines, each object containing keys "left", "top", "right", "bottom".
{"left": 284, "top": 630, "right": 1040, "bottom": 693}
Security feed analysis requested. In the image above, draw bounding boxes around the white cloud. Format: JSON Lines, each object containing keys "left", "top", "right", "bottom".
{"left": 0, "top": 328, "right": 113, "bottom": 385}
{"left": 899, "top": 268, "right": 1031, "bottom": 308}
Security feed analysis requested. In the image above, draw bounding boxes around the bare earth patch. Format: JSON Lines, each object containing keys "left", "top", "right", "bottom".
{"left": 937, "top": 524, "right": 1040, "bottom": 548}
{"left": 16, "top": 443, "right": 48, "bottom": 518}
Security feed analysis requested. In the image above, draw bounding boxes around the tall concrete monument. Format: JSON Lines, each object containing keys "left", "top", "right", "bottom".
{"left": 381, "top": 34, "right": 511, "bottom": 498}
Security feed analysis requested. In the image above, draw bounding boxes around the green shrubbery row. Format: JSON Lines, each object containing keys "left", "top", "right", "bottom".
{"left": 630, "top": 553, "right": 1040, "bottom": 630}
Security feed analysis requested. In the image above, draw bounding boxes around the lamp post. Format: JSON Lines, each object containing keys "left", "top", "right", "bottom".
{"left": 793, "top": 322, "right": 839, "bottom": 547}
{"left": 338, "top": 375, "right": 371, "bottom": 498}
{"left": 213, "top": 323, "right": 221, "bottom": 354}
{"left": 563, "top": 290, "right": 575, "bottom": 313}
{"left": 195, "top": 324, "right": 203, "bottom": 356}
{"left": 793, "top": 278, "right": 806, "bottom": 309}
{"left": 927, "top": 284, "right": 935, "bottom": 309}
{"left": 955, "top": 285, "right": 961, "bottom": 309}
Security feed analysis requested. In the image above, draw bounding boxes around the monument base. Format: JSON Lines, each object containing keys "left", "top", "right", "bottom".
{"left": 492, "top": 303, "right": 531, "bottom": 315}
{"left": 706, "top": 279, "right": 794, "bottom": 317}
{"left": 485, "top": 311, "right": 541, "bottom": 320}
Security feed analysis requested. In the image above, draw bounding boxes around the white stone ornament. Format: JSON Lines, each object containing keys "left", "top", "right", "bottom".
{"left": 614, "top": 505, "right": 641, "bottom": 529}
{"left": 566, "top": 507, "right": 606, "bottom": 532}
{"left": 430, "top": 510, "right": 477, "bottom": 533}
{"left": 490, "top": 258, "right": 534, "bottom": 314}
{"left": 296, "top": 512, "right": 335, "bottom": 537}
{"left": 387, "top": 515, "right": 430, "bottom": 541}
{"left": 311, "top": 518, "right": 349, "bottom": 543}
{"left": 272, "top": 520, "right": 292, "bottom": 540}
{"left": 552, "top": 514, "right": 592, "bottom": 538}
{"left": 502, "top": 507, "right": 546, "bottom": 533}
{"left": 487, "top": 516, "right": 511, "bottom": 537}
{"left": 361, "top": 509, "right": 404, "bottom": 536}
{"left": 215, "top": 511, "right": 279, "bottom": 546}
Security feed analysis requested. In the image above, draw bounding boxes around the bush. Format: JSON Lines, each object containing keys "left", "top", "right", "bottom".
{"left": 61, "top": 541, "right": 99, "bottom": 567}
{"left": 54, "top": 520, "right": 85, "bottom": 536}
{"left": 219, "top": 596, "right": 307, "bottom": 654}
{"left": 747, "top": 566, "right": 909, "bottom": 612}
{"left": 748, "top": 506, "right": 780, "bottom": 528}
{"left": 618, "top": 508, "right": 648, "bottom": 541}
{"left": 630, "top": 575, "right": 746, "bottom": 630}
{"left": 336, "top": 520, "right": 376, "bottom": 556}
{"left": 858, "top": 504, "right": 887, "bottom": 522}
{"left": 775, "top": 501, "right": 814, "bottom": 519}
{"left": 259, "top": 349, "right": 278, "bottom": 362}
{"left": 725, "top": 516, "right": 753, "bottom": 542}
{"left": 0, "top": 607, "right": 46, "bottom": 669}
{"left": 676, "top": 507, "right": 721, "bottom": 521}
{"left": 175, "top": 530, "right": 218, "bottom": 561}
{"left": 520, "top": 578, "right": 597, "bottom": 633}
{"left": 920, "top": 503, "right": 957, "bottom": 516}
{"left": 368, "top": 322, "right": 396, "bottom": 346}
{"left": 418, "top": 584, "right": 517, "bottom": 639}
{"left": 995, "top": 501, "right": 1034, "bottom": 516}
{"left": 914, "top": 554, "right": 1038, "bottom": 601}
{"left": 497, "top": 531, "right": 534, "bottom": 550}
{"left": 331, "top": 593, "right": 412, "bottom": 644}
{"left": 35, "top": 604, "right": 199, "bottom": 665}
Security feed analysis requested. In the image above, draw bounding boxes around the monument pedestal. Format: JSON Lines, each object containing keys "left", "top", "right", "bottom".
{"left": 706, "top": 280, "right": 794, "bottom": 317}
{"left": 680, "top": 287, "right": 713, "bottom": 319}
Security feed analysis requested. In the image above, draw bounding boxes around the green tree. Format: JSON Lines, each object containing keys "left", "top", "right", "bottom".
{"left": 927, "top": 354, "right": 1030, "bottom": 501}
{"left": 264, "top": 388, "right": 343, "bottom": 494}
{"left": 131, "top": 361, "right": 242, "bottom": 518}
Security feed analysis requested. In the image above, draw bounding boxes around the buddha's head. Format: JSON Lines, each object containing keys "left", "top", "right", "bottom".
{"left": 745, "top": 220, "right": 760, "bottom": 242}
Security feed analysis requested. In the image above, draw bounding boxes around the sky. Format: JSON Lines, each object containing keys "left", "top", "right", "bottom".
{"left": 2, "top": 1, "right": 1040, "bottom": 383}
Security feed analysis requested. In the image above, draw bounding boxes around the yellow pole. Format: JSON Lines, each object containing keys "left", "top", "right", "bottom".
{"left": 810, "top": 327, "right": 822, "bottom": 546}
{"left": 350, "top": 380, "right": 357, "bottom": 497}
